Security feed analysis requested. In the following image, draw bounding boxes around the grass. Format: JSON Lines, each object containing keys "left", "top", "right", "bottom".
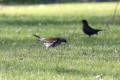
{"left": 0, "top": 2, "right": 120, "bottom": 80}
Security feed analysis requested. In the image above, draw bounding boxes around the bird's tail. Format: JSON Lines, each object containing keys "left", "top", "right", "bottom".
{"left": 97, "top": 29, "right": 102, "bottom": 32}
{"left": 33, "top": 34, "right": 41, "bottom": 39}
{"left": 96, "top": 29, "right": 102, "bottom": 35}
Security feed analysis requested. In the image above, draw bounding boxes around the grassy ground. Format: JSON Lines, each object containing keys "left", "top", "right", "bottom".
{"left": 0, "top": 2, "right": 120, "bottom": 80}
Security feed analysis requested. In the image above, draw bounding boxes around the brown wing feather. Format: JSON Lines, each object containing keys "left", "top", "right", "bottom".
{"left": 42, "top": 38, "right": 59, "bottom": 43}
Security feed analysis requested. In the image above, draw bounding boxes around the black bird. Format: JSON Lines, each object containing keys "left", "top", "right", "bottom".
{"left": 33, "top": 34, "right": 67, "bottom": 48}
{"left": 82, "top": 20, "right": 102, "bottom": 37}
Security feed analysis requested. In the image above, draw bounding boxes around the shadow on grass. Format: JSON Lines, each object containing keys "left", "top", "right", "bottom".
{"left": 56, "top": 67, "right": 91, "bottom": 75}
{"left": 0, "top": 14, "right": 120, "bottom": 27}
{"left": 1, "top": 1, "right": 118, "bottom": 5}
{"left": 55, "top": 67, "right": 99, "bottom": 76}
{"left": 54, "top": 67, "right": 120, "bottom": 77}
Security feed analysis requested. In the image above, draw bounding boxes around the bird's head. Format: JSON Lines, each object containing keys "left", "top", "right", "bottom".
{"left": 60, "top": 37, "right": 67, "bottom": 43}
{"left": 81, "top": 20, "right": 87, "bottom": 23}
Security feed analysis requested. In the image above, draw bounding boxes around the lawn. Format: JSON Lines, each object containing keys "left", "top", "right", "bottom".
{"left": 0, "top": 2, "right": 120, "bottom": 80}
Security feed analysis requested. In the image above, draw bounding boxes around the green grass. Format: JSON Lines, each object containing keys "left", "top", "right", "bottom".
{"left": 0, "top": 2, "right": 120, "bottom": 80}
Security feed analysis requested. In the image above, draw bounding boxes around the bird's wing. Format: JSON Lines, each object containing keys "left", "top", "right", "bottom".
{"left": 84, "top": 26, "right": 93, "bottom": 32}
{"left": 42, "top": 38, "right": 59, "bottom": 43}
{"left": 87, "top": 26, "right": 101, "bottom": 32}
{"left": 87, "top": 25, "right": 94, "bottom": 30}
{"left": 43, "top": 38, "right": 60, "bottom": 47}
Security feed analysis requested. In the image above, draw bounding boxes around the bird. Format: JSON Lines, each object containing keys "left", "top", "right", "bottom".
{"left": 96, "top": 74, "right": 104, "bottom": 80}
{"left": 81, "top": 20, "right": 102, "bottom": 37}
{"left": 33, "top": 34, "right": 67, "bottom": 48}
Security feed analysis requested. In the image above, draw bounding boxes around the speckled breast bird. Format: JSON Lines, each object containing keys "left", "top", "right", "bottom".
{"left": 33, "top": 35, "right": 67, "bottom": 48}
{"left": 82, "top": 20, "right": 102, "bottom": 37}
